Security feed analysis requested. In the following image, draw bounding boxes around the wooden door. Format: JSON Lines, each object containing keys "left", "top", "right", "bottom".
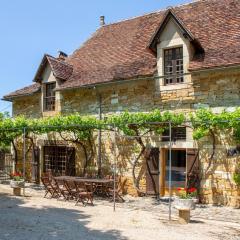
{"left": 146, "top": 148, "right": 160, "bottom": 195}
{"left": 31, "top": 147, "right": 40, "bottom": 183}
{"left": 186, "top": 149, "right": 200, "bottom": 189}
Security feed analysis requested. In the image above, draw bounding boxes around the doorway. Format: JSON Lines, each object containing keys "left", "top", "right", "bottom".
{"left": 165, "top": 149, "right": 186, "bottom": 188}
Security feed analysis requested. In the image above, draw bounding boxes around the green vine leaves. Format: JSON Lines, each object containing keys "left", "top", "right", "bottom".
{"left": 0, "top": 108, "right": 240, "bottom": 145}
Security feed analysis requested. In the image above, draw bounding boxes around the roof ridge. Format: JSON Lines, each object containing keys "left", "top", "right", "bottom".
{"left": 47, "top": 55, "right": 73, "bottom": 67}
{"left": 101, "top": 0, "right": 202, "bottom": 27}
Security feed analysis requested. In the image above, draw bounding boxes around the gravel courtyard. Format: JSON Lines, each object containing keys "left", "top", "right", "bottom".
{"left": 0, "top": 184, "right": 239, "bottom": 240}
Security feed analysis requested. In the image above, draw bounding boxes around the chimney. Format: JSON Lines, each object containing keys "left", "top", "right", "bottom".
{"left": 100, "top": 16, "right": 105, "bottom": 26}
{"left": 57, "top": 51, "right": 68, "bottom": 60}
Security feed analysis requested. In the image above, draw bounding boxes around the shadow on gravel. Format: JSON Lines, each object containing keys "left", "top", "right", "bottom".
{"left": 0, "top": 193, "right": 128, "bottom": 240}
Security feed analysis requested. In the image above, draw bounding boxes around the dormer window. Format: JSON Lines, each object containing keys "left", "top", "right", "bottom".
{"left": 164, "top": 47, "right": 183, "bottom": 85}
{"left": 44, "top": 82, "right": 56, "bottom": 111}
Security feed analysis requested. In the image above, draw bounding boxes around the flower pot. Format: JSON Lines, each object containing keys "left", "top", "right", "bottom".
{"left": 174, "top": 198, "right": 195, "bottom": 210}
{"left": 10, "top": 180, "right": 25, "bottom": 189}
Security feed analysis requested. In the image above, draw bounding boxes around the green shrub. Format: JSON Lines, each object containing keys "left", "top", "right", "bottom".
{"left": 233, "top": 172, "right": 240, "bottom": 186}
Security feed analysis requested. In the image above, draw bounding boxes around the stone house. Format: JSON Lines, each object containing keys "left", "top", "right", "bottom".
{"left": 3, "top": 0, "right": 240, "bottom": 206}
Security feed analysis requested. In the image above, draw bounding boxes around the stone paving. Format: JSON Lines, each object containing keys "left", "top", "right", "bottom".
{"left": 0, "top": 183, "right": 239, "bottom": 240}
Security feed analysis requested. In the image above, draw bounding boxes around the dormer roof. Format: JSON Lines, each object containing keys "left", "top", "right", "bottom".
{"left": 33, "top": 54, "right": 73, "bottom": 82}
{"left": 148, "top": 8, "right": 204, "bottom": 55}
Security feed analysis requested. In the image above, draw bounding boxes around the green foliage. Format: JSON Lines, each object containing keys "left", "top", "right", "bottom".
{"left": 233, "top": 173, "right": 240, "bottom": 186}
{"left": 191, "top": 108, "right": 240, "bottom": 141}
{"left": 233, "top": 163, "right": 240, "bottom": 186}
{"left": 0, "top": 108, "right": 239, "bottom": 146}
{"left": 106, "top": 110, "right": 185, "bottom": 136}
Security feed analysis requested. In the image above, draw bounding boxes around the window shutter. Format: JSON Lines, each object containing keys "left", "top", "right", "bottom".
{"left": 146, "top": 148, "right": 160, "bottom": 195}
{"left": 186, "top": 149, "right": 200, "bottom": 189}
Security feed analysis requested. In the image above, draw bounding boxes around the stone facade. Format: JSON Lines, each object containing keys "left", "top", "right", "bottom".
{"left": 11, "top": 67, "right": 240, "bottom": 206}
{"left": 13, "top": 93, "right": 41, "bottom": 118}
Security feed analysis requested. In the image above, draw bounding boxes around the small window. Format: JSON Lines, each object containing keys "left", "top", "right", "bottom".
{"left": 44, "top": 82, "right": 56, "bottom": 111}
{"left": 162, "top": 127, "right": 186, "bottom": 142}
{"left": 164, "top": 47, "right": 184, "bottom": 85}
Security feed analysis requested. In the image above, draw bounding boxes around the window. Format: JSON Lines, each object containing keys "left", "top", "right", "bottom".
{"left": 164, "top": 47, "right": 183, "bottom": 85}
{"left": 44, "top": 82, "right": 56, "bottom": 111}
{"left": 162, "top": 127, "right": 186, "bottom": 142}
{"left": 43, "top": 146, "right": 75, "bottom": 176}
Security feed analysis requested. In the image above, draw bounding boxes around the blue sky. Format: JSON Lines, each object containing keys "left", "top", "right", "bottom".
{"left": 0, "top": 0, "right": 192, "bottom": 114}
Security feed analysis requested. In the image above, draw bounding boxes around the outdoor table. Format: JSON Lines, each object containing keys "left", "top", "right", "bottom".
{"left": 54, "top": 176, "right": 113, "bottom": 196}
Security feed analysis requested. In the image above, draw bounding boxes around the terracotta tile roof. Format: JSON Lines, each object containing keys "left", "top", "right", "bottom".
{"left": 47, "top": 55, "right": 73, "bottom": 80}
{"left": 173, "top": 0, "right": 240, "bottom": 70}
{"left": 4, "top": 0, "right": 240, "bottom": 98}
{"left": 34, "top": 54, "right": 73, "bottom": 82}
{"left": 58, "top": 0, "right": 240, "bottom": 90}
{"left": 3, "top": 83, "right": 41, "bottom": 100}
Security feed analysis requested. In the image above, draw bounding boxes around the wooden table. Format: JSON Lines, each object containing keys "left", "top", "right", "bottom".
{"left": 54, "top": 176, "right": 114, "bottom": 196}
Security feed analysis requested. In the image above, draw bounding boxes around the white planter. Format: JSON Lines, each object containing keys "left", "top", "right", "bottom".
{"left": 10, "top": 180, "right": 25, "bottom": 189}
{"left": 174, "top": 198, "right": 195, "bottom": 210}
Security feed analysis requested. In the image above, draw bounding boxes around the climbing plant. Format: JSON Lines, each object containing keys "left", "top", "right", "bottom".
{"left": 190, "top": 108, "right": 240, "bottom": 175}
{"left": 0, "top": 108, "right": 239, "bottom": 189}
{"left": 106, "top": 110, "right": 185, "bottom": 195}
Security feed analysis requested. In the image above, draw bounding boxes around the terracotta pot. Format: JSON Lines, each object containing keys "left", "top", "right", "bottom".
{"left": 10, "top": 180, "right": 25, "bottom": 188}
{"left": 174, "top": 198, "right": 195, "bottom": 210}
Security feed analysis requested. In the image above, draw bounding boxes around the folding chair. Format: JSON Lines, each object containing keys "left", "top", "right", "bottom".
{"left": 41, "top": 176, "right": 59, "bottom": 199}
{"left": 107, "top": 178, "right": 125, "bottom": 203}
{"left": 74, "top": 181, "right": 94, "bottom": 206}
{"left": 64, "top": 179, "right": 77, "bottom": 200}
{"left": 54, "top": 178, "right": 70, "bottom": 201}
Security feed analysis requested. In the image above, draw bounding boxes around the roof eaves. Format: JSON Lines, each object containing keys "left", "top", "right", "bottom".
{"left": 148, "top": 8, "right": 203, "bottom": 54}
{"left": 33, "top": 54, "right": 52, "bottom": 82}
{"left": 55, "top": 74, "right": 155, "bottom": 92}
{"left": 2, "top": 88, "right": 41, "bottom": 102}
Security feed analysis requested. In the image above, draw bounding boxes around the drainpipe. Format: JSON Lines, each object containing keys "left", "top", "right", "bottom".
{"left": 97, "top": 93, "right": 102, "bottom": 177}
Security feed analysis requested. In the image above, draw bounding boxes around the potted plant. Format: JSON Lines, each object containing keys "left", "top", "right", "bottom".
{"left": 175, "top": 187, "right": 197, "bottom": 210}
{"left": 10, "top": 172, "right": 25, "bottom": 195}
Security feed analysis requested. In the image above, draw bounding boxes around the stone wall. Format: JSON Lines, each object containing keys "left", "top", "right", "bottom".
{"left": 13, "top": 93, "right": 41, "bottom": 118}
{"left": 11, "top": 67, "right": 240, "bottom": 206}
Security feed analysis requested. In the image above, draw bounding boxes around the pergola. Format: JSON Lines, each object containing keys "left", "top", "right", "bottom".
{"left": 2, "top": 117, "right": 240, "bottom": 221}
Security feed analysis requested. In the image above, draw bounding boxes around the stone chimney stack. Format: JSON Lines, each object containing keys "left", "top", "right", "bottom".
{"left": 100, "top": 16, "right": 105, "bottom": 26}
{"left": 57, "top": 51, "right": 68, "bottom": 60}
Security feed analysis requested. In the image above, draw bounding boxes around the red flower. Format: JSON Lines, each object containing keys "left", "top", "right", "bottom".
{"left": 177, "top": 187, "right": 184, "bottom": 191}
{"left": 188, "top": 188, "right": 197, "bottom": 193}
{"left": 11, "top": 172, "right": 22, "bottom": 177}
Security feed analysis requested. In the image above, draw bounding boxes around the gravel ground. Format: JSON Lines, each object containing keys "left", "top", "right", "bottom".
{"left": 0, "top": 183, "right": 239, "bottom": 240}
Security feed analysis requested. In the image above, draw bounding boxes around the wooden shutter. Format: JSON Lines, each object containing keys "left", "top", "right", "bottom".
{"left": 146, "top": 148, "right": 160, "bottom": 195}
{"left": 66, "top": 147, "right": 76, "bottom": 176}
{"left": 186, "top": 149, "right": 200, "bottom": 189}
{"left": 31, "top": 147, "right": 40, "bottom": 183}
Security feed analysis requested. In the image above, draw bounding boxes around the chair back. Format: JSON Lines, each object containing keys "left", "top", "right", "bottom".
{"left": 54, "top": 178, "right": 65, "bottom": 189}
{"left": 41, "top": 176, "right": 52, "bottom": 188}
{"left": 64, "top": 179, "right": 75, "bottom": 193}
{"left": 43, "top": 170, "right": 53, "bottom": 180}
{"left": 85, "top": 182, "right": 93, "bottom": 193}
{"left": 74, "top": 181, "right": 86, "bottom": 192}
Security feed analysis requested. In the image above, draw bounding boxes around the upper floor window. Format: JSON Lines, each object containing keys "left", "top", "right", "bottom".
{"left": 164, "top": 47, "right": 183, "bottom": 85}
{"left": 44, "top": 82, "right": 56, "bottom": 111}
{"left": 162, "top": 127, "right": 186, "bottom": 142}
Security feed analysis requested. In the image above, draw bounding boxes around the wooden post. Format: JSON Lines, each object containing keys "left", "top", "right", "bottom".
{"left": 160, "top": 149, "right": 166, "bottom": 197}
{"left": 13, "top": 188, "right": 21, "bottom": 196}
{"left": 179, "top": 209, "right": 190, "bottom": 224}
